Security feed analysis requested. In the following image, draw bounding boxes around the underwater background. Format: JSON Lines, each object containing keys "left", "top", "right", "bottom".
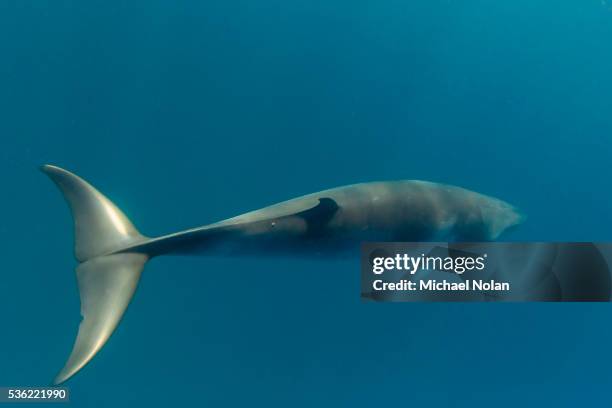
{"left": 2, "top": 0, "right": 612, "bottom": 406}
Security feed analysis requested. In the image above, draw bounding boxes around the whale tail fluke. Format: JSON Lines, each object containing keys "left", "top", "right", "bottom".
{"left": 41, "top": 165, "right": 149, "bottom": 385}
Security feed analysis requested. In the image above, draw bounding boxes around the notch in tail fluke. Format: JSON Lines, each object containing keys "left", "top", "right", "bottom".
{"left": 41, "top": 165, "right": 150, "bottom": 384}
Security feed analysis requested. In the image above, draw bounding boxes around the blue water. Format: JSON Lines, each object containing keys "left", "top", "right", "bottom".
{"left": 2, "top": 1, "right": 612, "bottom": 406}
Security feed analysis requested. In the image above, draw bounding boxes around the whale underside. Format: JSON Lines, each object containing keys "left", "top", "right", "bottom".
{"left": 41, "top": 165, "right": 524, "bottom": 384}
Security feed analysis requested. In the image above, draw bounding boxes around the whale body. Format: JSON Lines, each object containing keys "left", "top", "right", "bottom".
{"left": 42, "top": 165, "right": 524, "bottom": 384}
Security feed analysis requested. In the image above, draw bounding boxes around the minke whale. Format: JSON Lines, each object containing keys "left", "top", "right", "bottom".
{"left": 42, "top": 164, "right": 524, "bottom": 384}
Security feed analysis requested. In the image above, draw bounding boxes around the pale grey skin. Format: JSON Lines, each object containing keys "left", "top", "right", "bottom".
{"left": 42, "top": 165, "right": 523, "bottom": 385}
{"left": 124, "top": 181, "right": 524, "bottom": 258}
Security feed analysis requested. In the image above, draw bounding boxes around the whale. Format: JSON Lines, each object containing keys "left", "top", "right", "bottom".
{"left": 42, "top": 164, "right": 524, "bottom": 384}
